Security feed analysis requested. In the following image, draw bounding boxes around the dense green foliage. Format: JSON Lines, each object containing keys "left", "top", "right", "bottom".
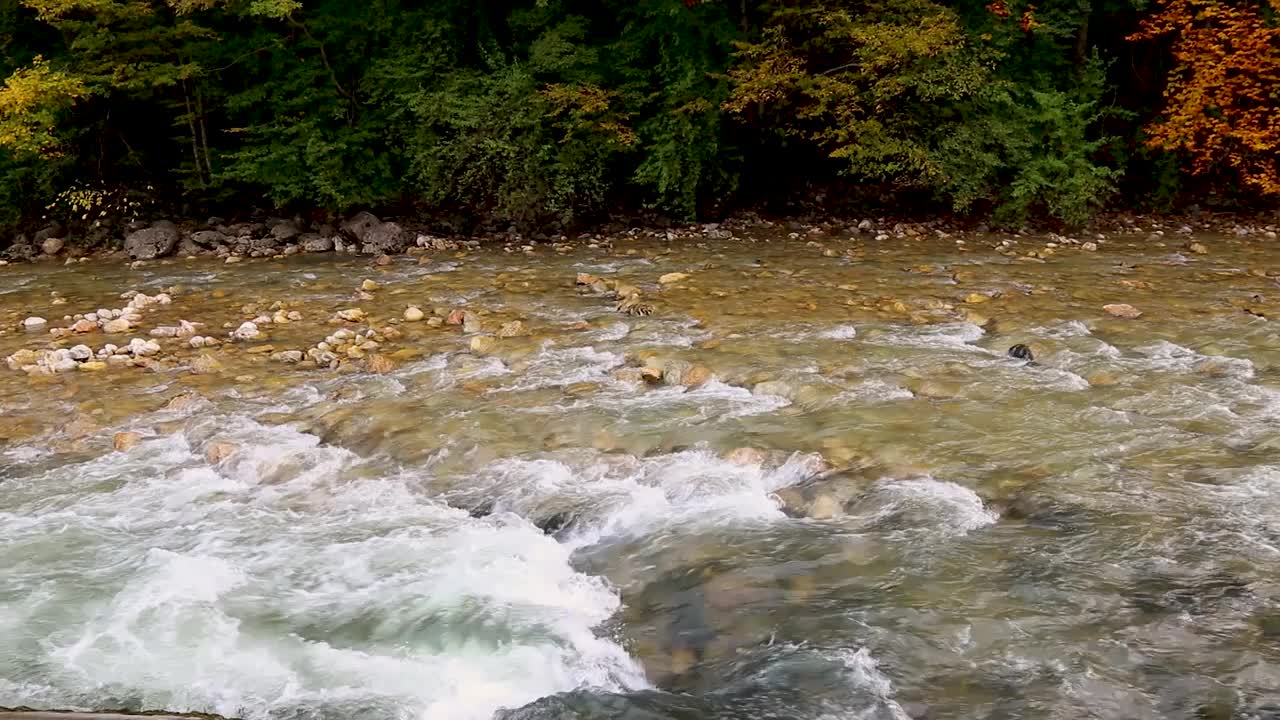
{"left": 0, "top": 0, "right": 1275, "bottom": 233}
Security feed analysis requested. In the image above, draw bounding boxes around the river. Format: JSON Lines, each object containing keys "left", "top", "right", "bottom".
{"left": 1, "top": 224, "right": 1279, "bottom": 719}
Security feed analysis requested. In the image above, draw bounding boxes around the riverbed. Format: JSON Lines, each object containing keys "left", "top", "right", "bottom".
{"left": 2, "top": 225, "right": 1279, "bottom": 719}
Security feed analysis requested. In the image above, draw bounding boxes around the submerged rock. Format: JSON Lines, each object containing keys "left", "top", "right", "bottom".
{"left": 1008, "top": 344, "right": 1034, "bottom": 361}
{"left": 1103, "top": 303, "right": 1142, "bottom": 319}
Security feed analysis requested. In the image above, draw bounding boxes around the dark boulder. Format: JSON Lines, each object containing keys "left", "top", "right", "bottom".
{"left": 189, "top": 230, "right": 227, "bottom": 248}
{"left": 123, "top": 221, "right": 180, "bottom": 259}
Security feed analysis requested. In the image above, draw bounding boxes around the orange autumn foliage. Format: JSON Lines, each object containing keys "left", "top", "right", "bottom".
{"left": 1131, "top": 0, "right": 1280, "bottom": 197}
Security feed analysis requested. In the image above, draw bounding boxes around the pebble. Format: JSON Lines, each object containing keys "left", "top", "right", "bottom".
{"left": 68, "top": 345, "right": 92, "bottom": 361}
{"left": 271, "top": 350, "right": 304, "bottom": 363}
{"left": 22, "top": 316, "right": 47, "bottom": 329}
{"left": 77, "top": 361, "right": 106, "bottom": 372}
{"left": 361, "top": 279, "right": 380, "bottom": 291}
{"left": 659, "top": 272, "right": 689, "bottom": 284}
{"left": 1082, "top": 241, "right": 1098, "bottom": 251}
{"left": 335, "top": 308, "right": 366, "bottom": 322}
{"left": 102, "top": 318, "right": 132, "bottom": 333}
{"left": 1188, "top": 242, "right": 1208, "bottom": 255}
{"left": 72, "top": 319, "right": 97, "bottom": 333}
{"left": 403, "top": 306, "right": 425, "bottom": 322}
{"left": 225, "top": 255, "right": 242, "bottom": 264}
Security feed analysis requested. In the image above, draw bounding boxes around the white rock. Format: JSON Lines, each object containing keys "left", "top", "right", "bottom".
{"left": 85, "top": 313, "right": 98, "bottom": 322}
{"left": 22, "top": 317, "right": 47, "bottom": 329}
{"left": 68, "top": 345, "right": 93, "bottom": 361}
{"left": 232, "top": 321, "right": 262, "bottom": 341}
{"left": 128, "top": 338, "right": 161, "bottom": 356}
{"left": 403, "top": 306, "right": 425, "bottom": 322}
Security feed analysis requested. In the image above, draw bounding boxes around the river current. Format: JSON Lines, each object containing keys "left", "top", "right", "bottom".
{"left": 1, "top": 225, "right": 1279, "bottom": 719}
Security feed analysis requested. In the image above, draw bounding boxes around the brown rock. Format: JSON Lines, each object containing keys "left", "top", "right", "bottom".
{"left": 364, "top": 353, "right": 398, "bottom": 374}
{"left": 682, "top": 365, "right": 713, "bottom": 389}
{"left": 446, "top": 308, "right": 467, "bottom": 325}
{"left": 724, "top": 447, "right": 766, "bottom": 467}
{"left": 1103, "top": 303, "right": 1142, "bottom": 319}
{"left": 497, "top": 320, "right": 526, "bottom": 338}
{"left": 469, "top": 336, "right": 497, "bottom": 354}
{"left": 113, "top": 431, "right": 143, "bottom": 451}
{"left": 191, "top": 354, "right": 223, "bottom": 374}
{"left": 205, "top": 442, "right": 237, "bottom": 464}
{"left": 163, "top": 392, "right": 206, "bottom": 413}
{"left": 72, "top": 319, "right": 98, "bottom": 333}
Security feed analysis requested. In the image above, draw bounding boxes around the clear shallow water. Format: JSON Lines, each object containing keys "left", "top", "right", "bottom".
{"left": 2, "top": 228, "right": 1280, "bottom": 719}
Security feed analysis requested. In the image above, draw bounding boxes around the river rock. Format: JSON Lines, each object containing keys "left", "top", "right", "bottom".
{"left": 70, "top": 319, "right": 96, "bottom": 333}
{"left": 190, "top": 230, "right": 226, "bottom": 247}
{"left": 113, "top": 431, "right": 143, "bottom": 451}
{"left": 124, "top": 221, "right": 180, "bottom": 259}
{"left": 68, "top": 344, "right": 92, "bottom": 361}
{"left": 78, "top": 360, "right": 106, "bottom": 371}
{"left": 463, "top": 313, "right": 483, "bottom": 334}
{"left": 127, "top": 338, "right": 161, "bottom": 356}
{"left": 497, "top": 320, "right": 526, "bottom": 338}
{"left": 301, "top": 234, "right": 335, "bottom": 253}
{"left": 271, "top": 219, "right": 302, "bottom": 242}
{"left": 41, "top": 236, "right": 64, "bottom": 255}
{"left": 341, "top": 211, "right": 410, "bottom": 254}
{"left": 164, "top": 392, "right": 206, "bottom": 413}
{"left": 446, "top": 309, "right": 467, "bottom": 325}
{"left": 403, "top": 306, "right": 425, "bottom": 322}
{"left": 365, "top": 353, "right": 397, "bottom": 374}
{"left": 22, "top": 316, "right": 47, "bottom": 329}
{"left": 1103, "top": 303, "right": 1143, "bottom": 319}
{"left": 271, "top": 350, "right": 304, "bottom": 363}
{"left": 661, "top": 359, "right": 693, "bottom": 386}
{"left": 682, "top": 365, "right": 713, "bottom": 389}
{"left": 191, "top": 353, "right": 223, "bottom": 374}
{"left": 361, "top": 279, "right": 380, "bottom": 291}
{"left": 752, "top": 380, "right": 794, "bottom": 399}
{"left": 335, "top": 308, "right": 365, "bottom": 322}
{"left": 102, "top": 317, "right": 132, "bottom": 333}
{"left": 659, "top": 272, "right": 689, "bottom": 284}
{"left": 470, "top": 336, "right": 498, "bottom": 354}
{"left": 232, "top": 321, "right": 263, "bottom": 340}
{"left": 5, "top": 348, "right": 38, "bottom": 370}
{"left": 724, "top": 447, "right": 767, "bottom": 467}
{"left": 205, "top": 441, "right": 237, "bottom": 464}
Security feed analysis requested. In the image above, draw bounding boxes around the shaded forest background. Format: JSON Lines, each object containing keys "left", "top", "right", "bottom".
{"left": 0, "top": 0, "right": 1277, "bottom": 236}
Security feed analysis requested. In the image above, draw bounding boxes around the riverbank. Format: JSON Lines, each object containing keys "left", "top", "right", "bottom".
{"left": 2, "top": 209, "right": 1277, "bottom": 268}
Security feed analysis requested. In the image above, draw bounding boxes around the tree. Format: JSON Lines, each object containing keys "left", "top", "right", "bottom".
{"left": 1131, "top": 0, "right": 1280, "bottom": 199}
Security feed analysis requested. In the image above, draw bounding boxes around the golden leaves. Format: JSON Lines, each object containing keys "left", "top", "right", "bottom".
{"left": 1132, "top": 0, "right": 1280, "bottom": 196}
{"left": 0, "top": 57, "right": 86, "bottom": 156}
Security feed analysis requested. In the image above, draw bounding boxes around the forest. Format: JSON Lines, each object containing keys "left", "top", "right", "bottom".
{"left": 0, "top": 0, "right": 1277, "bottom": 234}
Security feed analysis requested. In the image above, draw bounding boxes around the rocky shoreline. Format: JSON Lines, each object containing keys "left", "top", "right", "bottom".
{"left": 1, "top": 209, "right": 1278, "bottom": 267}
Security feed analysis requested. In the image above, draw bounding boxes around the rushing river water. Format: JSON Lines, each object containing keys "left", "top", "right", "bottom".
{"left": 2, "top": 227, "right": 1279, "bottom": 720}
